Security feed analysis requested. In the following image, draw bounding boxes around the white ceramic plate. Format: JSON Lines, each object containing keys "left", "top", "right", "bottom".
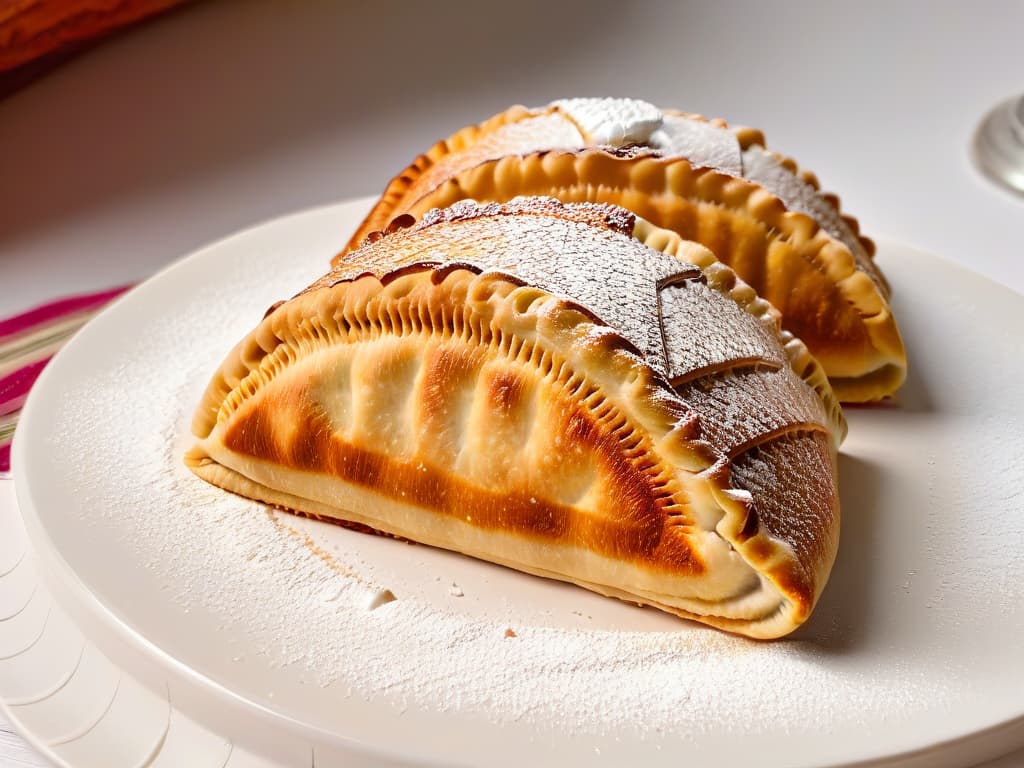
{"left": 12, "top": 199, "right": 1024, "bottom": 767}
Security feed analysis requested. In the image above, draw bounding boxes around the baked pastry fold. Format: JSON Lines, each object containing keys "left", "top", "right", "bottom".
{"left": 336, "top": 98, "right": 905, "bottom": 403}
{"left": 189, "top": 198, "right": 843, "bottom": 638}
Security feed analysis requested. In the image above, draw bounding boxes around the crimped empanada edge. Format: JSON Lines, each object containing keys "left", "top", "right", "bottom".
{"left": 187, "top": 264, "right": 817, "bottom": 638}
{"left": 659, "top": 109, "right": 880, "bottom": 279}
{"left": 348, "top": 102, "right": 880, "bottom": 283}
{"left": 392, "top": 147, "right": 906, "bottom": 401}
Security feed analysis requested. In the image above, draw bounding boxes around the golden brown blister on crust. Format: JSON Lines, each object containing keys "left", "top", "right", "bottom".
{"left": 338, "top": 100, "right": 905, "bottom": 403}
{"left": 191, "top": 199, "right": 842, "bottom": 637}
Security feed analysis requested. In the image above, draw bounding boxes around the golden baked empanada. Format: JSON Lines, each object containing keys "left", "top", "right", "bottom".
{"left": 189, "top": 199, "right": 844, "bottom": 638}
{"left": 336, "top": 98, "right": 905, "bottom": 403}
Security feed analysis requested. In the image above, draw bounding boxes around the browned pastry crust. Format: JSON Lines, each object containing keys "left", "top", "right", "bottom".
{"left": 336, "top": 101, "right": 905, "bottom": 403}
{"left": 190, "top": 198, "right": 843, "bottom": 638}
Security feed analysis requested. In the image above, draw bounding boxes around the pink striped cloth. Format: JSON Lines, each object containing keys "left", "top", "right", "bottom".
{"left": 0, "top": 285, "right": 133, "bottom": 473}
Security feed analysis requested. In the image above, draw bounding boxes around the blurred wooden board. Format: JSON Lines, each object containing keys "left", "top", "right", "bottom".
{"left": 0, "top": 0, "right": 190, "bottom": 97}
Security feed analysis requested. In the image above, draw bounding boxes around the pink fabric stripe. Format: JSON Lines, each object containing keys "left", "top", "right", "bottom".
{"left": 0, "top": 284, "right": 133, "bottom": 341}
{"left": 0, "top": 357, "right": 52, "bottom": 417}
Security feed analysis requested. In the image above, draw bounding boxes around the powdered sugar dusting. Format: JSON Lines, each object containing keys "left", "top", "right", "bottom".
{"left": 552, "top": 97, "right": 663, "bottom": 147}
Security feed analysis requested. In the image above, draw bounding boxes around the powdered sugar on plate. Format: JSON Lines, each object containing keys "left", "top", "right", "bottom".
{"left": 20, "top": 203, "right": 1024, "bottom": 764}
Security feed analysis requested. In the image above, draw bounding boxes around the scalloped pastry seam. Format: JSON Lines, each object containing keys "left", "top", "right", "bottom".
{"left": 752, "top": 144, "right": 879, "bottom": 266}
{"left": 661, "top": 108, "right": 877, "bottom": 264}
{"left": 190, "top": 267, "right": 809, "bottom": 634}
{"left": 417, "top": 149, "right": 896, "bottom": 349}
{"left": 347, "top": 103, "right": 878, "bottom": 279}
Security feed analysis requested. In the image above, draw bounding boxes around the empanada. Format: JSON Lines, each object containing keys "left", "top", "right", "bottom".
{"left": 189, "top": 198, "right": 844, "bottom": 638}
{"left": 336, "top": 98, "right": 905, "bottom": 403}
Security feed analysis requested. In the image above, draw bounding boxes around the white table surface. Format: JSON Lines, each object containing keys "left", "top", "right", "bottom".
{"left": 1, "top": 1, "right": 1022, "bottom": 765}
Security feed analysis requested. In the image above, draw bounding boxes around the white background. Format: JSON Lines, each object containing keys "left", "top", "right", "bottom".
{"left": 1, "top": 1, "right": 1022, "bottom": 764}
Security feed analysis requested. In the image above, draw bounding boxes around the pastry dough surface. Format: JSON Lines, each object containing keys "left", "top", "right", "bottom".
{"left": 190, "top": 199, "right": 842, "bottom": 638}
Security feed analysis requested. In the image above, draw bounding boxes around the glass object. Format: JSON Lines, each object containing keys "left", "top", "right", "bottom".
{"left": 974, "top": 93, "right": 1024, "bottom": 195}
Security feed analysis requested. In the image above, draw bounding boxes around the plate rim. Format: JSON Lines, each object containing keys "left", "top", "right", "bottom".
{"left": 12, "top": 199, "right": 1024, "bottom": 767}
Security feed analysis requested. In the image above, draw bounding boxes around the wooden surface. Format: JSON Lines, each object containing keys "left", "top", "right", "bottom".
{"left": 0, "top": 0, "right": 188, "bottom": 73}
{"left": 0, "top": 0, "right": 189, "bottom": 97}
